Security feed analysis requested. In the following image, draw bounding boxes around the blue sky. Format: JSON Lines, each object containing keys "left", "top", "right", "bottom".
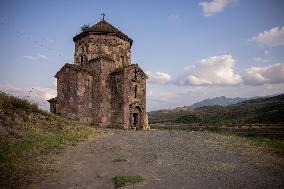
{"left": 0, "top": 0, "right": 284, "bottom": 111}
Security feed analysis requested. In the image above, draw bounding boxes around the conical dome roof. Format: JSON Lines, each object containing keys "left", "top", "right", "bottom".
{"left": 73, "top": 20, "right": 133, "bottom": 45}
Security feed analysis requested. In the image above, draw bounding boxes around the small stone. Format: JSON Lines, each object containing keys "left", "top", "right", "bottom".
{"left": 97, "top": 171, "right": 107, "bottom": 178}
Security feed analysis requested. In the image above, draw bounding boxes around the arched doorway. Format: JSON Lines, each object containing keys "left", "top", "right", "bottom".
{"left": 130, "top": 106, "right": 142, "bottom": 129}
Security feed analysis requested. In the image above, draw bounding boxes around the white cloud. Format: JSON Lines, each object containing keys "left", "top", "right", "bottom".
{"left": 253, "top": 57, "right": 269, "bottom": 63}
{"left": 46, "top": 38, "right": 54, "bottom": 43}
{"left": 199, "top": 0, "right": 237, "bottom": 16}
{"left": 177, "top": 54, "right": 241, "bottom": 86}
{"left": 249, "top": 27, "right": 284, "bottom": 47}
{"left": 37, "top": 53, "right": 48, "bottom": 59}
{"left": 23, "top": 53, "right": 48, "bottom": 61}
{"left": 147, "top": 85, "right": 182, "bottom": 110}
{"left": 23, "top": 55, "right": 37, "bottom": 60}
{"left": 0, "top": 83, "right": 56, "bottom": 110}
{"left": 32, "top": 86, "right": 56, "bottom": 100}
{"left": 244, "top": 63, "right": 284, "bottom": 85}
{"left": 147, "top": 83, "right": 284, "bottom": 111}
{"left": 169, "top": 14, "right": 179, "bottom": 20}
{"left": 146, "top": 71, "right": 172, "bottom": 84}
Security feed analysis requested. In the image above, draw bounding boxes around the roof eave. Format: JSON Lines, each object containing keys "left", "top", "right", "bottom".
{"left": 73, "top": 31, "right": 133, "bottom": 46}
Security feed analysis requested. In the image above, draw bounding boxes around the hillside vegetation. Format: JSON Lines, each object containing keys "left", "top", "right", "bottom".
{"left": 148, "top": 94, "right": 284, "bottom": 125}
{"left": 0, "top": 91, "right": 100, "bottom": 188}
{"left": 190, "top": 96, "right": 248, "bottom": 108}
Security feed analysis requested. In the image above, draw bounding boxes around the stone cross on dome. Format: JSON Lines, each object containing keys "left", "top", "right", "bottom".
{"left": 101, "top": 13, "right": 106, "bottom": 20}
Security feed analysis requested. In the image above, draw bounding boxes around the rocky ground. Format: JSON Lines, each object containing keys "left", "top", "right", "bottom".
{"left": 39, "top": 129, "right": 284, "bottom": 189}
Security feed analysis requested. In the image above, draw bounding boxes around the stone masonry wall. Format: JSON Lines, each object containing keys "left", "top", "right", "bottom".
{"left": 56, "top": 65, "right": 94, "bottom": 123}
{"left": 89, "top": 58, "right": 116, "bottom": 127}
{"left": 110, "top": 71, "right": 124, "bottom": 128}
{"left": 57, "top": 67, "right": 78, "bottom": 120}
{"left": 76, "top": 71, "right": 94, "bottom": 123}
{"left": 74, "top": 34, "right": 131, "bottom": 69}
{"left": 122, "top": 65, "right": 147, "bottom": 129}
{"left": 73, "top": 33, "right": 134, "bottom": 128}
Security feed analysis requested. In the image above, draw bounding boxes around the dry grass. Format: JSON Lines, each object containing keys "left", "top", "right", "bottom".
{"left": 211, "top": 161, "right": 236, "bottom": 171}
{"left": 0, "top": 91, "right": 102, "bottom": 188}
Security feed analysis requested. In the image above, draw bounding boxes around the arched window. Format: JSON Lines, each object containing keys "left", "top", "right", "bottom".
{"left": 134, "top": 85, "right": 138, "bottom": 98}
{"left": 80, "top": 55, "right": 84, "bottom": 63}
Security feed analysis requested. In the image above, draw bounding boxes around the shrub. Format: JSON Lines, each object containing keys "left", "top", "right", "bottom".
{"left": 112, "top": 158, "right": 127, "bottom": 162}
{"left": 81, "top": 24, "right": 90, "bottom": 32}
{"left": 113, "top": 175, "right": 144, "bottom": 188}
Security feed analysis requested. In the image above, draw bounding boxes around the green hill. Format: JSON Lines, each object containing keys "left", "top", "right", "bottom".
{"left": 148, "top": 94, "right": 284, "bottom": 126}
{"left": 190, "top": 96, "right": 248, "bottom": 108}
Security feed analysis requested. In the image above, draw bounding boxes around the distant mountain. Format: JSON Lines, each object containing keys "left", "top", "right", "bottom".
{"left": 190, "top": 96, "right": 248, "bottom": 108}
{"left": 148, "top": 94, "right": 284, "bottom": 125}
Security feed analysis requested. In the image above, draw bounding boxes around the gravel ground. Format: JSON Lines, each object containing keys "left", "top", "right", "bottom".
{"left": 41, "top": 129, "right": 284, "bottom": 189}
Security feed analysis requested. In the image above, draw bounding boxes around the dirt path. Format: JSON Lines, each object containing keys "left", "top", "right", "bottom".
{"left": 41, "top": 129, "right": 284, "bottom": 189}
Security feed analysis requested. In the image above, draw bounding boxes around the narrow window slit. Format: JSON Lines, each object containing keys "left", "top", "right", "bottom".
{"left": 134, "top": 85, "right": 137, "bottom": 98}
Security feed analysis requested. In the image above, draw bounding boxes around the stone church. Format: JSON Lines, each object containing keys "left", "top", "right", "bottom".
{"left": 48, "top": 18, "right": 148, "bottom": 129}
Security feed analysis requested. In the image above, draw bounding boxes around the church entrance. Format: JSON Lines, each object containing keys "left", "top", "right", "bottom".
{"left": 132, "top": 113, "right": 138, "bottom": 128}
{"left": 130, "top": 106, "right": 142, "bottom": 129}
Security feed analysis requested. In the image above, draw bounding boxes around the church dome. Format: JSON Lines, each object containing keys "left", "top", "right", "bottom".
{"left": 73, "top": 20, "right": 133, "bottom": 45}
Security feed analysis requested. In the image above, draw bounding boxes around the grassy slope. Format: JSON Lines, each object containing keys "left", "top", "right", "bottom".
{"left": 148, "top": 94, "right": 284, "bottom": 125}
{"left": 0, "top": 92, "right": 100, "bottom": 188}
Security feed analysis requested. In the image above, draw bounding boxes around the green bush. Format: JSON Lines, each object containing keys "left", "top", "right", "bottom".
{"left": 112, "top": 158, "right": 127, "bottom": 162}
{"left": 113, "top": 175, "right": 144, "bottom": 188}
